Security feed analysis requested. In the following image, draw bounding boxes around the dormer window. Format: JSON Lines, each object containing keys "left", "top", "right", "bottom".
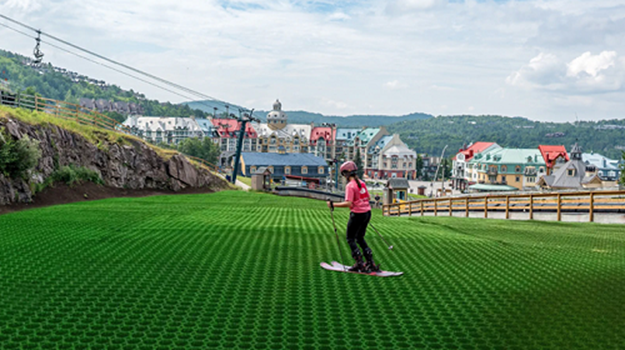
{"left": 568, "top": 169, "right": 575, "bottom": 176}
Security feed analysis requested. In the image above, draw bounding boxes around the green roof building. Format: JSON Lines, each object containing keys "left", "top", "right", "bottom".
{"left": 467, "top": 148, "right": 546, "bottom": 191}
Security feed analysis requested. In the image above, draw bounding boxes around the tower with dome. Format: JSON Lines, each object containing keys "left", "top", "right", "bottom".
{"left": 253, "top": 99, "right": 311, "bottom": 153}
{"left": 267, "top": 99, "right": 287, "bottom": 130}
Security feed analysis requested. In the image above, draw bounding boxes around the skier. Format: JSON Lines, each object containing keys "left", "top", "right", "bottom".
{"left": 327, "top": 161, "right": 380, "bottom": 272}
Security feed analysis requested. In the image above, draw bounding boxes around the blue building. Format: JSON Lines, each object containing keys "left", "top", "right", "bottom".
{"left": 583, "top": 152, "right": 622, "bottom": 181}
{"left": 240, "top": 151, "right": 329, "bottom": 181}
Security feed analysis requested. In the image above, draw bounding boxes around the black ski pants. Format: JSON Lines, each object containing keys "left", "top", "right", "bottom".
{"left": 346, "top": 211, "right": 372, "bottom": 258}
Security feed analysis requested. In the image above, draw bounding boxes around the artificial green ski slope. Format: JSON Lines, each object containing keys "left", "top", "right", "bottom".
{"left": 1, "top": 191, "right": 624, "bottom": 350}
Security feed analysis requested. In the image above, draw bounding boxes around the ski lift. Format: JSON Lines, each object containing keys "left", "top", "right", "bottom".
{"left": 33, "top": 30, "right": 44, "bottom": 65}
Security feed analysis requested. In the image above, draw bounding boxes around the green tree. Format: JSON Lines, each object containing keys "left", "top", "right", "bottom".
{"left": 177, "top": 137, "right": 219, "bottom": 165}
{"left": 354, "top": 148, "right": 364, "bottom": 179}
{"left": 620, "top": 152, "right": 625, "bottom": 186}
{"left": 416, "top": 154, "right": 424, "bottom": 180}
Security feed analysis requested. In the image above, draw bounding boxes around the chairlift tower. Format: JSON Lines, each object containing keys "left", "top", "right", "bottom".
{"left": 231, "top": 109, "right": 259, "bottom": 185}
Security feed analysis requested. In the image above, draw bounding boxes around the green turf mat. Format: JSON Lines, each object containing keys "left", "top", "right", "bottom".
{"left": 0, "top": 191, "right": 624, "bottom": 349}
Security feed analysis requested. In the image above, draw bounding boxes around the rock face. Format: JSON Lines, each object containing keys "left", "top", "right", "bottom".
{"left": 0, "top": 117, "right": 228, "bottom": 206}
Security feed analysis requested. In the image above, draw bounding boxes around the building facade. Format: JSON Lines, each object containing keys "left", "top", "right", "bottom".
{"left": 123, "top": 116, "right": 212, "bottom": 145}
{"left": 452, "top": 142, "right": 500, "bottom": 191}
{"left": 468, "top": 148, "right": 546, "bottom": 191}
{"left": 239, "top": 151, "right": 329, "bottom": 181}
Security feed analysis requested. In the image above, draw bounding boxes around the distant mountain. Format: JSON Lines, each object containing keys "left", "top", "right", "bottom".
{"left": 183, "top": 100, "right": 433, "bottom": 127}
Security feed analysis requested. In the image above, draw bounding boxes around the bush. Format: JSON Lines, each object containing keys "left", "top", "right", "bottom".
{"left": 0, "top": 129, "right": 41, "bottom": 179}
{"left": 49, "top": 165, "right": 103, "bottom": 186}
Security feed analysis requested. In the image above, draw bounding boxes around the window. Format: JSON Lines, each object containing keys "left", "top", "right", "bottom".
{"left": 539, "top": 167, "right": 545, "bottom": 173}
{"left": 515, "top": 166, "right": 521, "bottom": 173}
{"left": 318, "top": 166, "right": 324, "bottom": 174}
{"left": 302, "top": 166, "right": 308, "bottom": 174}
{"left": 251, "top": 166, "right": 257, "bottom": 173}
{"left": 285, "top": 166, "right": 291, "bottom": 175}
{"left": 568, "top": 169, "right": 574, "bottom": 176}
{"left": 515, "top": 177, "right": 520, "bottom": 182}
{"left": 501, "top": 166, "right": 507, "bottom": 172}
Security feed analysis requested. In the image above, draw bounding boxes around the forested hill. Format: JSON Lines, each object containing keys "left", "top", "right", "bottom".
{"left": 184, "top": 101, "right": 433, "bottom": 127}
{"left": 388, "top": 115, "right": 625, "bottom": 159}
{"left": 0, "top": 49, "right": 209, "bottom": 121}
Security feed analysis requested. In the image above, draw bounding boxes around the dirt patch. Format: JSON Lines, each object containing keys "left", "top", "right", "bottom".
{"left": 0, "top": 182, "right": 219, "bottom": 215}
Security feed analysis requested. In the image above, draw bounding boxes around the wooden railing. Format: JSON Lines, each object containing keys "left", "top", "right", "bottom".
{"left": 186, "top": 155, "right": 219, "bottom": 173}
{"left": 383, "top": 191, "right": 625, "bottom": 222}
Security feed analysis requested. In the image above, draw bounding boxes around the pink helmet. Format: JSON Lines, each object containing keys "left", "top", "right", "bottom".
{"left": 339, "top": 161, "right": 357, "bottom": 176}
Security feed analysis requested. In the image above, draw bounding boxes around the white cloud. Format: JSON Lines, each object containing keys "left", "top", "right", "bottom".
{"left": 567, "top": 51, "right": 616, "bottom": 77}
{"left": 508, "top": 51, "right": 625, "bottom": 93}
{"left": 384, "top": 80, "right": 408, "bottom": 90}
{"left": 328, "top": 12, "right": 351, "bottom": 21}
{"left": 1, "top": 0, "right": 625, "bottom": 121}
{"left": 385, "top": 0, "right": 446, "bottom": 14}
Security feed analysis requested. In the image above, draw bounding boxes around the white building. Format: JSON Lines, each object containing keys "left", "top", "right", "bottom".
{"left": 123, "top": 116, "right": 213, "bottom": 145}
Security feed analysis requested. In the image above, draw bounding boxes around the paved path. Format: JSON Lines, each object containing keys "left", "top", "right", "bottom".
{"left": 236, "top": 180, "right": 251, "bottom": 191}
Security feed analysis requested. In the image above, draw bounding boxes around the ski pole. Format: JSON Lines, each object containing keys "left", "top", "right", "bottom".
{"left": 369, "top": 222, "right": 394, "bottom": 250}
{"left": 328, "top": 199, "right": 347, "bottom": 271}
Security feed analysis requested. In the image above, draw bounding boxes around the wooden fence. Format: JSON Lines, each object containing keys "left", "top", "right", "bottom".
{"left": 383, "top": 191, "right": 625, "bottom": 223}
{"left": 1, "top": 89, "right": 133, "bottom": 134}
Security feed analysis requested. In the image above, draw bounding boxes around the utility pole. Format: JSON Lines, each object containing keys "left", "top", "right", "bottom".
{"left": 231, "top": 109, "right": 259, "bottom": 185}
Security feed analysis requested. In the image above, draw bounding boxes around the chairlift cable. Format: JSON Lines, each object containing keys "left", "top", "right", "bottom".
{"left": 0, "top": 14, "right": 258, "bottom": 118}
{"left": 0, "top": 19, "right": 228, "bottom": 115}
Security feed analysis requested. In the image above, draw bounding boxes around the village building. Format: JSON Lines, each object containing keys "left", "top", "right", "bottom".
{"left": 538, "top": 145, "right": 569, "bottom": 175}
{"left": 582, "top": 152, "right": 622, "bottom": 182}
{"left": 537, "top": 143, "right": 605, "bottom": 190}
{"left": 239, "top": 150, "right": 329, "bottom": 186}
{"left": 252, "top": 100, "right": 311, "bottom": 154}
{"left": 468, "top": 148, "right": 546, "bottom": 191}
{"left": 347, "top": 127, "right": 389, "bottom": 171}
{"left": 309, "top": 126, "right": 336, "bottom": 161}
{"left": 367, "top": 134, "right": 417, "bottom": 179}
{"left": 122, "top": 116, "right": 209, "bottom": 145}
{"left": 452, "top": 142, "right": 500, "bottom": 191}
{"left": 335, "top": 128, "right": 360, "bottom": 160}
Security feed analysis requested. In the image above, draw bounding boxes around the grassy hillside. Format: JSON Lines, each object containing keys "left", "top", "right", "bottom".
{"left": 0, "top": 50, "right": 209, "bottom": 120}
{"left": 0, "top": 191, "right": 623, "bottom": 349}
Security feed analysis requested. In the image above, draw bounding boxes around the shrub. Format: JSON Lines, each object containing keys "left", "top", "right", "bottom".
{"left": 49, "top": 165, "right": 103, "bottom": 186}
{"left": 0, "top": 129, "right": 41, "bottom": 179}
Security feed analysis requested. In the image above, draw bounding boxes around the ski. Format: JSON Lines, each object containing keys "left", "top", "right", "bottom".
{"left": 320, "top": 261, "right": 403, "bottom": 277}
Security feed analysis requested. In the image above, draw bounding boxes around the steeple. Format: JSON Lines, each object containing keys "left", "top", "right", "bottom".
{"left": 570, "top": 142, "right": 582, "bottom": 161}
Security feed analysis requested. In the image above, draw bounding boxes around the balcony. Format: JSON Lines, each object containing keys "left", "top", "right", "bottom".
{"left": 524, "top": 168, "right": 537, "bottom": 176}
{"left": 487, "top": 168, "right": 498, "bottom": 176}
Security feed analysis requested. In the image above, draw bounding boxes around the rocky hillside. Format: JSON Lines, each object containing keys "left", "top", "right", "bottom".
{"left": 0, "top": 107, "right": 229, "bottom": 206}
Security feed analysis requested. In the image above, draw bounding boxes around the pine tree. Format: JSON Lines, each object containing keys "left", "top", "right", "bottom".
{"left": 354, "top": 148, "right": 364, "bottom": 179}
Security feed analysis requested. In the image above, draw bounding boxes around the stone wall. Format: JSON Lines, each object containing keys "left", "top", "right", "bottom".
{"left": 0, "top": 116, "right": 228, "bottom": 206}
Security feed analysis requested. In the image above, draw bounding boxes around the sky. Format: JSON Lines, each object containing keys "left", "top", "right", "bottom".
{"left": 1, "top": 0, "right": 625, "bottom": 121}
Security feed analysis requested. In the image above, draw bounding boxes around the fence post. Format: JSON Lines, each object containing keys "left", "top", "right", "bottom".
{"left": 465, "top": 197, "right": 469, "bottom": 217}
{"left": 34, "top": 95, "right": 39, "bottom": 111}
{"left": 505, "top": 196, "right": 510, "bottom": 219}
{"left": 529, "top": 194, "right": 534, "bottom": 220}
{"left": 557, "top": 193, "right": 562, "bottom": 222}
{"left": 421, "top": 201, "right": 424, "bottom": 216}
{"left": 434, "top": 199, "right": 438, "bottom": 217}
{"left": 449, "top": 197, "right": 452, "bottom": 217}
{"left": 409, "top": 201, "right": 412, "bottom": 217}
{"left": 589, "top": 192, "right": 594, "bottom": 223}
{"left": 484, "top": 197, "right": 488, "bottom": 218}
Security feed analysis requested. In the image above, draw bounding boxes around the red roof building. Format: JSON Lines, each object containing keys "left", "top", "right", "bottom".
{"left": 453, "top": 142, "right": 497, "bottom": 161}
{"left": 212, "top": 119, "right": 257, "bottom": 139}
{"left": 309, "top": 127, "right": 336, "bottom": 145}
{"left": 538, "top": 145, "right": 569, "bottom": 175}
